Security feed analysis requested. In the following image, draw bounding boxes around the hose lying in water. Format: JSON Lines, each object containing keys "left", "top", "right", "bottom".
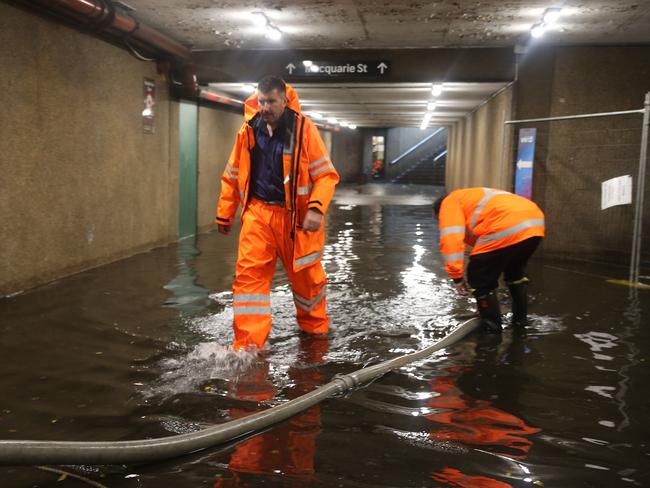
{"left": 0, "top": 317, "right": 481, "bottom": 466}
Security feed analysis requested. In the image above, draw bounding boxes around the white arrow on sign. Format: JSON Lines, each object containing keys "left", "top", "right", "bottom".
{"left": 377, "top": 62, "right": 388, "bottom": 74}
{"left": 285, "top": 63, "right": 296, "bottom": 74}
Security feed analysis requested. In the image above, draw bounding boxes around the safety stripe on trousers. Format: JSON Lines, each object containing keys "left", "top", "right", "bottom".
{"left": 440, "top": 225, "right": 465, "bottom": 236}
{"left": 296, "top": 250, "right": 322, "bottom": 267}
{"left": 233, "top": 305, "right": 271, "bottom": 315}
{"left": 293, "top": 285, "right": 327, "bottom": 312}
{"left": 443, "top": 252, "right": 465, "bottom": 263}
{"left": 233, "top": 293, "right": 269, "bottom": 303}
{"left": 310, "top": 162, "right": 334, "bottom": 177}
{"left": 475, "top": 219, "right": 545, "bottom": 246}
{"left": 470, "top": 188, "right": 509, "bottom": 230}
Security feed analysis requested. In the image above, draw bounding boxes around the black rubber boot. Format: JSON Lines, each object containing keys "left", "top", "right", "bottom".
{"left": 508, "top": 282, "right": 528, "bottom": 327}
{"left": 475, "top": 291, "right": 502, "bottom": 333}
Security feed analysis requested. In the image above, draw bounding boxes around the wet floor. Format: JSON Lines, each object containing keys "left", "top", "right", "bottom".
{"left": 1, "top": 183, "right": 649, "bottom": 487}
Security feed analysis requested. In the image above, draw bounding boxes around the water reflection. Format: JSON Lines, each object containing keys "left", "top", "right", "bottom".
{"left": 163, "top": 237, "right": 211, "bottom": 315}
{"left": 212, "top": 335, "right": 328, "bottom": 487}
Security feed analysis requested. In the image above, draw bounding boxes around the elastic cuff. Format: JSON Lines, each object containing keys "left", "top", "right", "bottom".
{"left": 215, "top": 217, "right": 231, "bottom": 224}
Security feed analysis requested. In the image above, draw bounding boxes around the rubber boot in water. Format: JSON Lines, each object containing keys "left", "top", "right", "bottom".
{"left": 508, "top": 281, "right": 528, "bottom": 328}
{"left": 476, "top": 291, "right": 502, "bottom": 333}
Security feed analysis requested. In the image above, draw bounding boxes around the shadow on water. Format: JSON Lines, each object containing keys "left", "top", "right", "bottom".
{"left": 1, "top": 184, "right": 649, "bottom": 487}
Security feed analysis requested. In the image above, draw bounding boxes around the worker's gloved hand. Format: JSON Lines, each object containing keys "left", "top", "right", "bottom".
{"left": 452, "top": 278, "right": 468, "bottom": 296}
{"left": 302, "top": 209, "right": 323, "bottom": 232}
{"left": 217, "top": 223, "right": 232, "bottom": 235}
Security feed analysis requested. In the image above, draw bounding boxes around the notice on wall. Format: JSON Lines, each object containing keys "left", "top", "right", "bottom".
{"left": 143, "top": 78, "right": 156, "bottom": 134}
{"left": 601, "top": 175, "right": 632, "bottom": 210}
{"left": 514, "top": 128, "right": 537, "bottom": 200}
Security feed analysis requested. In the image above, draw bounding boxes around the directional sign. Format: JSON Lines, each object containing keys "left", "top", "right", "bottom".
{"left": 286, "top": 61, "right": 391, "bottom": 78}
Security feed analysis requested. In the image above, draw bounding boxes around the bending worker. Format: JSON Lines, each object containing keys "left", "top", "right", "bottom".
{"left": 433, "top": 188, "right": 545, "bottom": 332}
{"left": 215, "top": 76, "right": 339, "bottom": 350}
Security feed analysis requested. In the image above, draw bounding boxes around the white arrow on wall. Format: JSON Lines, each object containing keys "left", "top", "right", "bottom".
{"left": 285, "top": 63, "right": 296, "bottom": 74}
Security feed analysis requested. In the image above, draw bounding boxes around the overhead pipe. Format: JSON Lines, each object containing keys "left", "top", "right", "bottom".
{"left": 19, "top": 0, "right": 192, "bottom": 61}
{"left": 0, "top": 317, "right": 481, "bottom": 466}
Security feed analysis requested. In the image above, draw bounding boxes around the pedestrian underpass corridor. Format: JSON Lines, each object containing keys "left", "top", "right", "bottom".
{"left": 0, "top": 184, "right": 648, "bottom": 487}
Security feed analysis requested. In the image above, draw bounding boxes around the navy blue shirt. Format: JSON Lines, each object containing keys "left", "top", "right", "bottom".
{"left": 250, "top": 117, "right": 285, "bottom": 203}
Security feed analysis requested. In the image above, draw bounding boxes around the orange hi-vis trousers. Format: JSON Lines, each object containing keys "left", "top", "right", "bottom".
{"left": 233, "top": 198, "right": 328, "bottom": 350}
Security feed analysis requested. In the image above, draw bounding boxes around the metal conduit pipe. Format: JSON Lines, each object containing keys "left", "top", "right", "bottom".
{"left": 0, "top": 317, "right": 481, "bottom": 466}
{"left": 21, "top": 0, "right": 192, "bottom": 60}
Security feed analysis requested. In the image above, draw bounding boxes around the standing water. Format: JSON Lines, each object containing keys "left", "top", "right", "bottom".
{"left": 0, "top": 184, "right": 648, "bottom": 487}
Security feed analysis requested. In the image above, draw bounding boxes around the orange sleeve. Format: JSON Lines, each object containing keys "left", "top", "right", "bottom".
{"left": 439, "top": 195, "right": 467, "bottom": 280}
{"left": 304, "top": 119, "right": 339, "bottom": 215}
{"left": 215, "top": 126, "right": 246, "bottom": 224}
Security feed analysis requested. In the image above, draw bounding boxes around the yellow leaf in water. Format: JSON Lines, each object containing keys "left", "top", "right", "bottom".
{"left": 58, "top": 473, "right": 68, "bottom": 481}
{"left": 51, "top": 419, "right": 58, "bottom": 423}
{"left": 533, "top": 481, "right": 544, "bottom": 486}
{"left": 95, "top": 352, "right": 103, "bottom": 355}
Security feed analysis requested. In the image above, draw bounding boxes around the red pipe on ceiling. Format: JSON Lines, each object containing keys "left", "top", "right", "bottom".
{"left": 27, "top": 0, "right": 191, "bottom": 60}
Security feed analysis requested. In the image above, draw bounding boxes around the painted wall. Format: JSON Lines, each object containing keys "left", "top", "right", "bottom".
{"left": 197, "top": 106, "right": 244, "bottom": 232}
{"left": 330, "top": 129, "right": 364, "bottom": 183}
{"left": 446, "top": 84, "right": 514, "bottom": 191}
{"left": 0, "top": 3, "right": 178, "bottom": 295}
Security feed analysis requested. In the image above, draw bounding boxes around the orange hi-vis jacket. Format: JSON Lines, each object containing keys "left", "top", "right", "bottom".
{"left": 215, "top": 84, "right": 340, "bottom": 272}
{"left": 438, "top": 188, "right": 545, "bottom": 280}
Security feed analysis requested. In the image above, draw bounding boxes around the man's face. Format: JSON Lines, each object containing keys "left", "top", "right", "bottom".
{"left": 258, "top": 89, "right": 287, "bottom": 126}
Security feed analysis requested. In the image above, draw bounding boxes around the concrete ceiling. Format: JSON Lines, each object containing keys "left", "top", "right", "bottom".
{"left": 119, "top": 1, "right": 650, "bottom": 128}
{"left": 121, "top": 1, "right": 650, "bottom": 50}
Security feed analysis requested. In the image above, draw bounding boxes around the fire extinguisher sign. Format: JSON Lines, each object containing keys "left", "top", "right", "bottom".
{"left": 143, "top": 78, "right": 156, "bottom": 134}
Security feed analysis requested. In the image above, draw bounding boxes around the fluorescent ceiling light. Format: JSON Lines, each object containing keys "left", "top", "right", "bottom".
{"left": 420, "top": 121, "right": 429, "bottom": 130}
{"left": 530, "top": 23, "right": 546, "bottom": 38}
{"left": 240, "top": 83, "right": 256, "bottom": 92}
{"left": 349, "top": 124, "right": 357, "bottom": 130}
{"left": 327, "top": 117, "right": 338, "bottom": 124}
{"left": 340, "top": 121, "right": 349, "bottom": 127}
{"left": 266, "top": 26, "right": 282, "bottom": 40}
{"left": 251, "top": 12, "right": 267, "bottom": 26}
{"left": 543, "top": 8, "right": 562, "bottom": 24}
{"left": 310, "top": 112, "right": 322, "bottom": 119}
{"left": 431, "top": 83, "right": 444, "bottom": 96}
{"left": 427, "top": 101, "right": 437, "bottom": 111}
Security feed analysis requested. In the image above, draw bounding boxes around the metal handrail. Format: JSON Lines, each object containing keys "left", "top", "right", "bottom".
{"left": 390, "top": 127, "right": 446, "bottom": 165}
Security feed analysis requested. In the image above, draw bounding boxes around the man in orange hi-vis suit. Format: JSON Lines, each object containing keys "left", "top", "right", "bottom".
{"left": 433, "top": 188, "right": 544, "bottom": 332}
{"left": 216, "top": 76, "right": 339, "bottom": 350}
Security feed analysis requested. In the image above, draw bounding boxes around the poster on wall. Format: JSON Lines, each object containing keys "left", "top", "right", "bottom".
{"left": 601, "top": 175, "right": 632, "bottom": 210}
{"left": 143, "top": 78, "right": 156, "bottom": 134}
{"left": 514, "top": 128, "right": 537, "bottom": 200}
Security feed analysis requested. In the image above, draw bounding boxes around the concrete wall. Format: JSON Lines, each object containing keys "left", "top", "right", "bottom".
{"left": 330, "top": 129, "right": 364, "bottom": 183}
{"left": 0, "top": 3, "right": 178, "bottom": 295}
{"left": 197, "top": 105, "right": 243, "bottom": 232}
{"left": 518, "top": 46, "right": 650, "bottom": 264}
{"left": 446, "top": 84, "right": 514, "bottom": 191}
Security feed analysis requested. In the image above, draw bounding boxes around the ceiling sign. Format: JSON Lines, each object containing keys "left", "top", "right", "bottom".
{"left": 285, "top": 61, "right": 390, "bottom": 77}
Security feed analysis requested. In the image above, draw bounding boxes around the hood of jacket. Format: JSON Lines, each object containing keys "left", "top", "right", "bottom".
{"left": 244, "top": 83, "right": 301, "bottom": 122}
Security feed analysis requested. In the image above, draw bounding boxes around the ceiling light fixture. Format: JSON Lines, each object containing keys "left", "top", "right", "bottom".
{"left": 530, "top": 23, "right": 546, "bottom": 38}
{"left": 542, "top": 7, "right": 562, "bottom": 24}
{"left": 427, "top": 101, "right": 437, "bottom": 111}
{"left": 432, "top": 83, "right": 444, "bottom": 97}
{"left": 310, "top": 112, "right": 323, "bottom": 119}
{"left": 340, "top": 121, "right": 349, "bottom": 127}
{"left": 349, "top": 124, "right": 357, "bottom": 130}
{"left": 327, "top": 117, "right": 338, "bottom": 124}
{"left": 266, "top": 25, "right": 282, "bottom": 41}
{"left": 251, "top": 11, "right": 268, "bottom": 27}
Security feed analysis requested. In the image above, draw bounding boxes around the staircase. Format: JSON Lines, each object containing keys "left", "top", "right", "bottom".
{"left": 392, "top": 149, "right": 446, "bottom": 185}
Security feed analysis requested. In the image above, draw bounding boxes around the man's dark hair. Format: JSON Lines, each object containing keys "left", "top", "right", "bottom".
{"left": 257, "top": 76, "right": 286, "bottom": 94}
{"left": 433, "top": 193, "right": 448, "bottom": 218}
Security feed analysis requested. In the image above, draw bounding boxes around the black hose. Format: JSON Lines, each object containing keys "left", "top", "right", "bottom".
{"left": 0, "top": 317, "right": 481, "bottom": 466}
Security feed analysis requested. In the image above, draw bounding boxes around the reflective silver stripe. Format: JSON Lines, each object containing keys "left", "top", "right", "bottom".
{"left": 233, "top": 293, "right": 269, "bottom": 303}
{"left": 296, "top": 250, "right": 322, "bottom": 267}
{"left": 470, "top": 188, "right": 509, "bottom": 230}
{"left": 297, "top": 184, "right": 313, "bottom": 195}
{"left": 227, "top": 162, "right": 238, "bottom": 173}
{"left": 443, "top": 252, "right": 465, "bottom": 263}
{"left": 239, "top": 190, "right": 244, "bottom": 200}
{"left": 233, "top": 305, "right": 271, "bottom": 315}
{"left": 476, "top": 219, "right": 545, "bottom": 245}
{"left": 440, "top": 226, "right": 465, "bottom": 236}
{"left": 308, "top": 156, "right": 330, "bottom": 169}
{"left": 293, "top": 285, "right": 327, "bottom": 312}
{"left": 310, "top": 162, "right": 334, "bottom": 177}
{"left": 225, "top": 168, "right": 238, "bottom": 180}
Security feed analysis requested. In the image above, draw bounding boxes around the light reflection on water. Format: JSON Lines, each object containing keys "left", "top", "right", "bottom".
{"left": 0, "top": 184, "right": 648, "bottom": 487}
